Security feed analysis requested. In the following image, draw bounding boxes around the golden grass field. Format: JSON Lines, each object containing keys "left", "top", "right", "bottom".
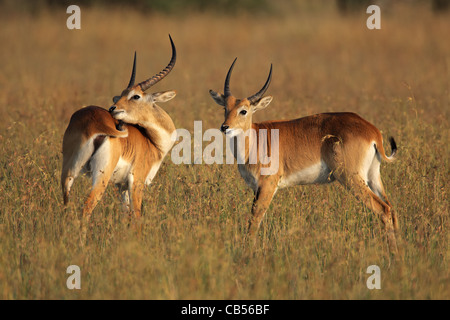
{"left": 0, "top": 2, "right": 448, "bottom": 299}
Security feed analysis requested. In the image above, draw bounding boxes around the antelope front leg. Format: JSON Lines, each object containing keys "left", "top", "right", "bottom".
{"left": 248, "top": 178, "right": 279, "bottom": 242}
{"left": 130, "top": 180, "right": 144, "bottom": 236}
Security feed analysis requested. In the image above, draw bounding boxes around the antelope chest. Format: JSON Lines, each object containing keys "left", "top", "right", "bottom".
{"left": 145, "top": 160, "right": 163, "bottom": 185}
{"left": 238, "top": 164, "right": 259, "bottom": 192}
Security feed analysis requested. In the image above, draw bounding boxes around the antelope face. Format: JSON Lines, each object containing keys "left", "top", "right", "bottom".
{"left": 222, "top": 96, "right": 252, "bottom": 137}
{"left": 209, "top": 58, "right": 273, "bottom": 137}
{"left": 108, "top": 35, "right": 177, "bottom": 125}
{"left": 109, "top": 86, "right": 176, "bottom": 124}
{"left": 109, "top": 86, "right": 146, "bottom": 122}
{"left": 210, "top": 94, "right": 273, "bottom": 137}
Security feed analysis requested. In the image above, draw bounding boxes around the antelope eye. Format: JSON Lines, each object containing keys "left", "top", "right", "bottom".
{"left": 240, "top": 110, "right": 247, "bottom": 115}
{"left": 132, "top": 95, "right": 140, "bottom": 100}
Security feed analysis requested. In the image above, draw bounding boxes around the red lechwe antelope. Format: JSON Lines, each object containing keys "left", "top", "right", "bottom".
{"left": 209, "top": 58, "right": 399, "bottom": 254}
{"left": 62, "top": 36, "right": 177, "bottom": 235}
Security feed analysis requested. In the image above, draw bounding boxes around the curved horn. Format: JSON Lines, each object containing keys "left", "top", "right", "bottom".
{"left": 247, "top": 64, "right": 272, "bottom": 104}
{"left": 224, "top": 57, "right": 237, "bottom": 98}
{"left": 138, "top": 34, "right": 177, "bottom": 91}
{"left": 127, "top": 51, "right": 137, "bottom": 89}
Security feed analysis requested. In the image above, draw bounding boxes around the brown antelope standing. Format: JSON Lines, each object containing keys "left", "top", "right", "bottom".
{"left": 209, "top": 58, "right": 399, "bottom": 253}
{"left": 62, "top": 35, "right": 177, "bottom": 235}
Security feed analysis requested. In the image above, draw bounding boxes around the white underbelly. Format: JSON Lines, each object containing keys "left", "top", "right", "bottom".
{"left": 111, "top": 157, "right": 132, "bottom": 184}
{"left": 110, "top": 158, "right": 162, "bottom": 186}
{"left": 279, "top": 161, "right": 332, "bottom": 188}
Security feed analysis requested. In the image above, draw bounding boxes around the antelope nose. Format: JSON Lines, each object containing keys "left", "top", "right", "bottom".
{"left": 221, "top": 125, "right": 229, "bottom": 132}
{"left": 109, "top": 106, "right": 116, "bottom": 113}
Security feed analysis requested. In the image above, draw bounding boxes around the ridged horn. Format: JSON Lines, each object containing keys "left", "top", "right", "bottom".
{"left": 224, "top": 57, "right": 237, "bottom": 98}
{"left": 138, "top": 34, "right": 176, "bottom": 91}
{"left": 127, "top": 51, "right": 137, "bottom": 89}
{"left": 247, "top": 64, "right": 272, "bottom": 104}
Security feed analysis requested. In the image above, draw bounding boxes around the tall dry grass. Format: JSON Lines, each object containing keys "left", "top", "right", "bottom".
{"left": 0, "top": 2, "right": 448, "bottom": 299}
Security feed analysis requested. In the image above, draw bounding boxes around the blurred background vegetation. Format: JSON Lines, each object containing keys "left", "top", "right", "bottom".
{"left": 0, "top": 0, "right": 449, "bottom": 15}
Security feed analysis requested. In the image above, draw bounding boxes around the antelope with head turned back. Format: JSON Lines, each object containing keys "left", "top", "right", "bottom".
{"left": 62, "top": 35, "right": 177, "bottom": 236}
{"left": 209, "top": 58, "right": 399, "bottom": 254}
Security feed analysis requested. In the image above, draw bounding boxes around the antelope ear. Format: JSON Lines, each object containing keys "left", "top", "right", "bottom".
{"left": 209, "top": 90, "right": 226, "bottom": 107}
{"left": 251, "top": 95, "right": 273, "bottom": 113}
{"left": 151, "top": 90, "right": 176, "bottom": 103}
{"left": 113, "top": 96, "right": 121, "bottom": 104}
